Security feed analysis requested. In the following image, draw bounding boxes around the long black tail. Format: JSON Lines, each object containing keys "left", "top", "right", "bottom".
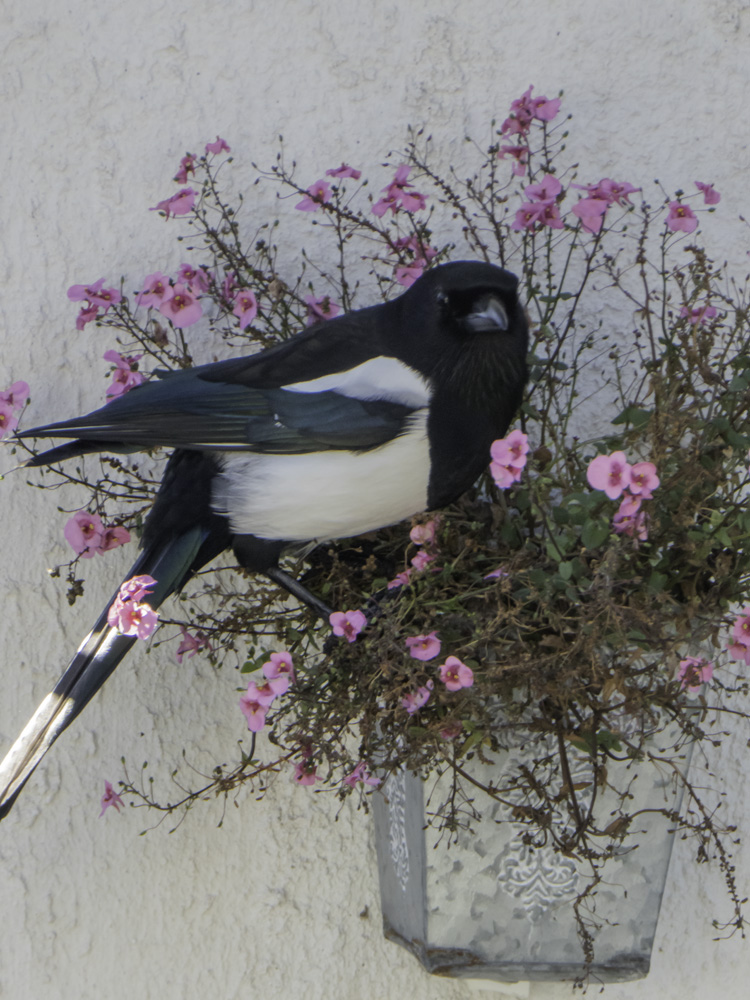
{"left": 0, "top": 450, "right": 231, "bottom": 820}
{"left": 0, "top": 526, "right": 218, "bottom": 819}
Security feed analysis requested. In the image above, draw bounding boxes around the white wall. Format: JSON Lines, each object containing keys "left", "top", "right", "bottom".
{"left": 1, "top": 2, "right": 749, "bottom": 998}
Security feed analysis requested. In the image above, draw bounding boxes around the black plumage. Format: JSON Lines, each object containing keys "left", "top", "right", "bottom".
{"left": 0, "top": 260, "right": 528, "bottom": 818}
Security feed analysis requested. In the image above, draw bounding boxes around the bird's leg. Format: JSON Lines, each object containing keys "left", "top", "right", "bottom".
{"left": 264, "top": 565, "right": 334, "bottom": 620}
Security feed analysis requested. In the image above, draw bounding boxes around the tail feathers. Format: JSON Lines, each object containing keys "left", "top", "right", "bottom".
{"left": 0, "top": 624, "right": 137, "bottom": 819}
{"left": 0, "top": 525, "right": 210, "bottom": 820}
{"left": 23, "top": 441, "right": 140, "bottom": 468}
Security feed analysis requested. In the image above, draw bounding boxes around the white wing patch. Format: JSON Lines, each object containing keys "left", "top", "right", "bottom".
{"left": 282, "top": 356, "right": 431, "bottom": 408}
{"left": 214, "top": 412, "right": 430, "bottom": 541}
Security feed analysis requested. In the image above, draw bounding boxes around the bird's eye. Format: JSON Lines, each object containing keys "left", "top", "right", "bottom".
{"left": 464, "top": 294, "right": 508, "bottom": 333}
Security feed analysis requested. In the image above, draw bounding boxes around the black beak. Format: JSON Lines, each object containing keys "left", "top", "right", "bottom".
{"left": 464, "top": 294, "right": 509, "bottom": 333}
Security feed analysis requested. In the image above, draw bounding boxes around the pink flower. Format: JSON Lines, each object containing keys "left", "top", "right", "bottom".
{"left": 136, "top": 272, "right": 171, "bottom": 308}
{"left": 629, "top": 461, "right": 659, "bottom": 497}
{"left": 399, "top": 188, "right": 427, "bottom": 213}
{"left": 572, "top": 197, "right": 609, "bottom": 234}
{"left": 597, "top": 179, "right": 638, "bottom": 205}
{"left": 612, "top": 496, "right": 649, "bottom": 541}
{"left": 68, "top": 278, "right": 105, "bottom": 302}
{"left": 239, "top": 692, "right": 267, "bottom": 732}
{"left": 99, "top": 780, "right": 125, "bottom": 817}
{"left": 245, "top": 679, "right": 279, "bottom": 708}
{"left": 262, "top": 651, "right": 296, "bottom": 689}
{"left": 232, "top": 288, "right": 258, "bottom": 328}
{"left": 0, "top": 401, "right": 18, "bottom": 439}
{"left": 343, "top": 762, "right": 380, "bottom": 788}
{"left": 205, "top": 136, "right": 231, "bottom": 155}
{"left": 677, "top": 656, "right": 714, "bottom": 695}
{"left": 586, "top": 452, "right": 632, "bottom": 500}
{"left": 501, "top": 86, "right": 561, "bottom": 135}
{"left": 98, "top": 525, "right": 131, "bottom": 552}
{"left": 525, "top": 175, "right": 563, "bottom": 202}
{"left": 175, "top": 626, "right": 212, "bottom": 663}
{"left": 401, "top": 680, "right": 434, "bottom": 715}
{"left": 108, "top": 597, "right": 159, "bottom": 640}
{"left": 405, "top": 631, "right": 441, "bottom": 661}
{"left": 511, "top": 199, "right": 563, "bottom": 231}
{"left": 666, "top": 201, "right": 698, "bottom": 234}
{"left": 75, "top": 304, "right": 100, "bottom": 330}
{"left": 490, "top": 461, "right": 523, "bottom": 489}
{"left": 103, "top": 349, "right": 145, "bottom": 399}
{"left": 439, "top": 656, "right": 474, "bottom": 691}
{"left": 410, "top": 520, "right": 438, "bottom": 547}
{"left": 65, "top": 511, "right": 105, "bottom": 558}
{"left": 695, "top": 181, "right": 720, "bottom": 205}
{"left": 491, "top": 429, "right": 529, "bottom": 469}
{"left": 88, "top": 286, "right": 120, "bottom": 310}
{"left": 538, "top": 203, "right": 564, "bottom": 229}
{"left": 158, "top": 283, "right": 203, "bottom": 328}
{"left": 305, "top": 295, "right": 340, "bottom": 325}
{"left": 329, "top": 609, "right": 367, "bottom": 642}
{"left": 0, "top": 380, "right": 30, "bottom": 411}
{"left": 372, "top": 192, "right": 397, "bottom": 217}
{"left": 150, "top": 188, "right": 196, "bottom": 218}
{"left": 293, "top": 752, "right": 319, "bottom": 786}
{"left": 439, "top": 721, "right": 463, "bottom": 741}
{"left": 728, "top": 641, "right": 750, "bottom": 666}
{"left": 392, "top": 234, "right": 437, "bottom": 263}
{"left": 498, "top": 144, "right": 529, "bottom": 176}
{"left": 410, "top": 549, "right": 436, "bottom": 572}
{"left": 514, "top": 176, "right": 565, "bottom": 231}
{"left": 326, "top": 163, "right": 361, "bottom": 180}
{"left": 173, "top": 154, "right": 196, "bottom": 184}
{"left": 67, "top": 278, "right": 121, "bottom": 311}
{"left": 118, "top": 575, "right": 157, "bottom": 602}
{"left": 528, "top": 90, "right": 562, "bottom": 122}
{"left": 394, "top": 263, "right": 426, "bottom": 288}
{"left": 680, "top": 303, "right": 717, "bottom": 325}
{"left": 490, "top": 429, "right": 529, "bottom": 489}
{"left": 295, "top": 179, "right": 332, "bottom": 212}
{"left": 68, "top": 280, "right": 121, "bottom": 329}
{"left": 390, "top": 234, "right": 436, "bottom": 286}
{"left": 387, "top": 569, "right": 413, "bottom": 590}
{"left": 178, "top": 264, "right": 211, "bottom": 293}
{"left": 372, "top": 165, "right": 426, "bottom": 217}
{"left": 107, "top": 575, "right": 159, "bottom": 639}
{"left": 731, "top": 607, "right": 750, "bottom": 649}
{"left": 484, "top": 565, "right": 509, "bottom": 580}
{"left": 573, "top": 178, "right": 638, "bottom": 206}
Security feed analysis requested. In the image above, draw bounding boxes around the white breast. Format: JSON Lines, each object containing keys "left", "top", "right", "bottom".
{"left": 213, "top": 411, "right": 430, "bottom": 541}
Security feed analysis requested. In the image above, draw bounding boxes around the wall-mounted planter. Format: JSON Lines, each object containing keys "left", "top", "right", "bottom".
{"left": 372, "top": 725, "right": 692, "bottom": 984}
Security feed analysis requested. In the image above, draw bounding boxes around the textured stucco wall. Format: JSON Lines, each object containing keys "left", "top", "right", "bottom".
{"left": 1, "top": 2, "right": 750, "bottom": 998}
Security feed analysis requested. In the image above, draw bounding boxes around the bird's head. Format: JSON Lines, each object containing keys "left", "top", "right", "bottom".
{"left": 393, "top": 261, "right": 529, "bottom": 409}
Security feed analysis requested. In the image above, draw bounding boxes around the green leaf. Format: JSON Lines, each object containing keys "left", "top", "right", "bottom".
{"left": 612, "top": 405, "right": 652, "bottom": 429}
{"left": 728, "top": 374, "right": 750, "bottom": 393}
{"left": 648, "top": 571, "right": 668, "bottom": 593}
{"left": 595, "top": 729, "right": 622, "bottom": 752}
{"left": 460, "top": 729, "right": 486, "bottom": 755}
{"left": 569, "top": 728, "right": 622, "bottom": 755}
{"left": 558, "top": 560, "right": 574, "bottom": 581}
{"left": 725, "top": 427, "right": 750, "bottom": 449}
{"left": 581, "top": 520, "right": 610, "bottom": 549}
{"left": 552, "top": 506, "right": 570, "bottom": 525}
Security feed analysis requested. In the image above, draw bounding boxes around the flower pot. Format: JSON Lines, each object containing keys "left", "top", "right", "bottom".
{"left": 372, "top": 720, "right": 693, "bottom": 984}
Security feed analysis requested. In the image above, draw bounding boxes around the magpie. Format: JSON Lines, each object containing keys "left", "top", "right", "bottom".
{"left": 0, "top": 260, "right": 528, "bottom": 818}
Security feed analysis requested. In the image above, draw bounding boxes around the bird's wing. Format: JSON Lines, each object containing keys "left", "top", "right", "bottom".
{"left": 19, "top": 354, "right": 430, "bottom": 456}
